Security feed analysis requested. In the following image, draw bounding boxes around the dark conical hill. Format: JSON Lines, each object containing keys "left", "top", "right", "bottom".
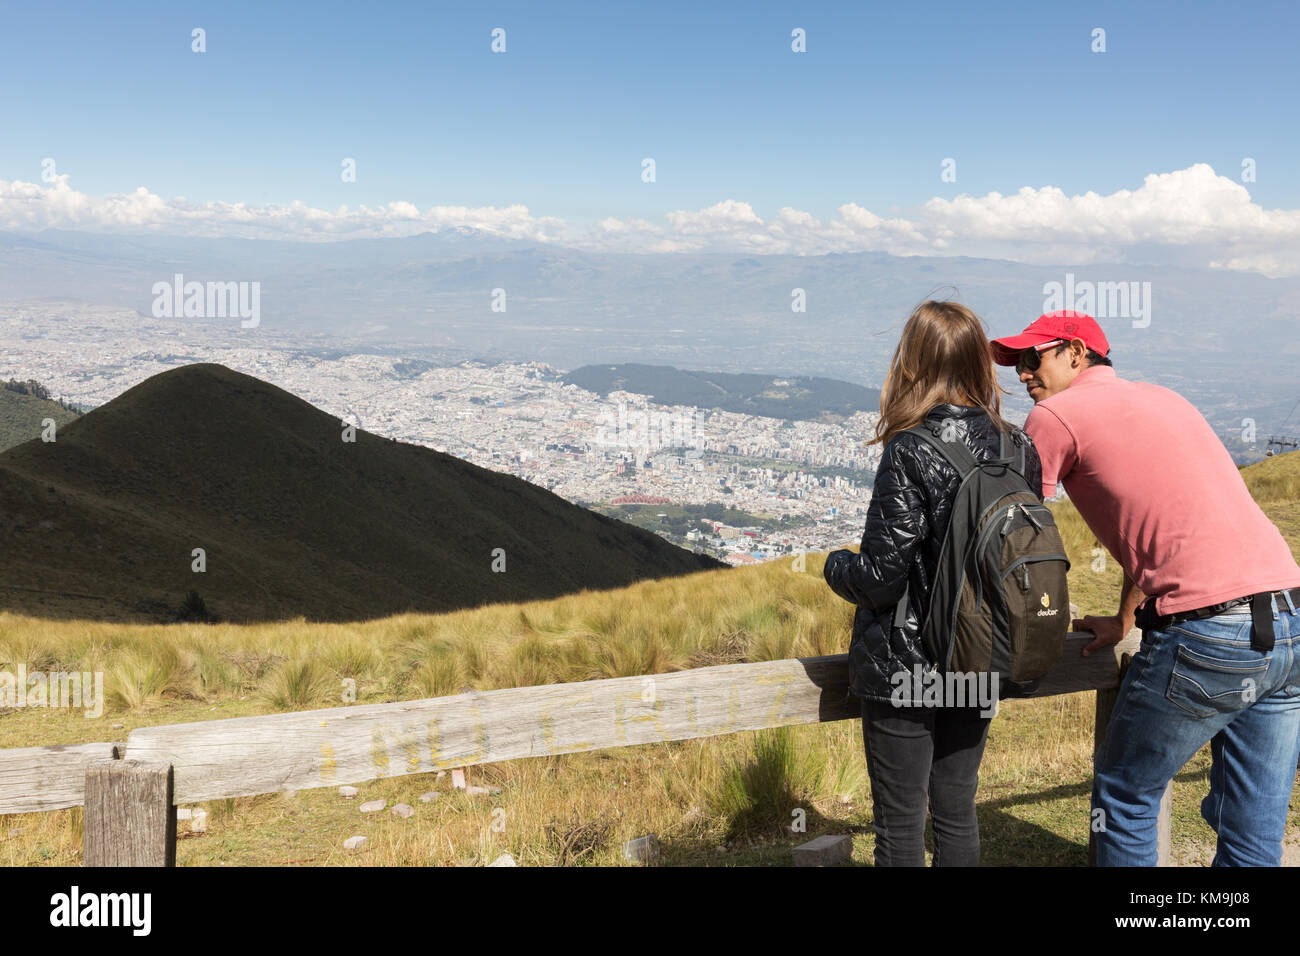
{"left": 0, "top": 363, "right": 724, "bottom": 622}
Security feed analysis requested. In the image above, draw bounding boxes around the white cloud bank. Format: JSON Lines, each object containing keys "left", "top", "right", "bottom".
{"left": 2, "top": 164, "right": 1298, "bottom": 276}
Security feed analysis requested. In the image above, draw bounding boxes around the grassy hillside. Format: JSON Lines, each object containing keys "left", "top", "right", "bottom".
{"left": 0, "top": 383, "right": 80, "bottom": 452}
{"left": 1, "top": 451, "right": 1296, "bottom": 866}
{"left": 0, "top": 363, "right": 722, "bottom": 623}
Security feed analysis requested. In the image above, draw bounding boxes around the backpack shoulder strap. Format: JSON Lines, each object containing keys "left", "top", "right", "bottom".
{"left": 902, "top": 422, "right": 980, "bottom": 478}
{"left": 884, "top": 424, "right": 971, "bottom": 644}
{"left": 1000, "top": 426, "right": 1031, "bottom": 481}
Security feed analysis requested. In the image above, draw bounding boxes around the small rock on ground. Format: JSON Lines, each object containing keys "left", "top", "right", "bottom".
{"left": 792, "top": 834, "right": 853, "bottom": 867}
{"left": 359, "top": 800, "right": 385, "bottom": 813}
{"left": 338, "top": 786, "right": 359, "bottom": 798}
{"left": 344, "top": 836, "right": 367, "bottom": 850}
{"left": 391, "top": 803, "right": 414, "bottom": 819}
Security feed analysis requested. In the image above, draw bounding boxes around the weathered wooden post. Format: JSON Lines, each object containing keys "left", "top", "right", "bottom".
{"left": 1089, "top": 652, "right": 1171, "bottom": 866}
{"left": 83, "top": 759, "right": 176, "bottom": 867}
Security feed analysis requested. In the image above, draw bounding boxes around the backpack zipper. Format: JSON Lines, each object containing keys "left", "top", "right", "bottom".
{"left": 999, "top": 553, "right": 1069, "bottom": 583}
{"left": 971, "top": 501, "right": 1018, "bottom": 568}
{"left": 999, "top": 505, "right": 1016, "bottom": 536}
{"left": 972, "top": 503, "right": 1026, "bottom": 613}
{"left": 1020, "top": 503, "right": 1045, "bottom": 532}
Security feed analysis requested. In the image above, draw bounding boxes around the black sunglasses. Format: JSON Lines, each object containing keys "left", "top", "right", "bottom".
{"left": 1015, "top": 339, "right": 1067, "bottom": 374}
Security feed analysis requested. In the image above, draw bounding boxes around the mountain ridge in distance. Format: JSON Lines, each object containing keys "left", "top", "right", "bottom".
{"left": 563, "top": 363, "right": 882, "bottom": 423}
{"left": 0, "top": 363, "right": 724, "bottom": 623}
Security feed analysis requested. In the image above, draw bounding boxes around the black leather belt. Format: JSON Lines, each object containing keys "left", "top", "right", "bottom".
{"left": 1134, "top": 587, "right": 1300, "bottom": 652}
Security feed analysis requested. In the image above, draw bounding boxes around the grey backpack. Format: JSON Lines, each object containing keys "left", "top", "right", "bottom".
{"left": 892, "top": 421, "right": 1071, "bottom": 693}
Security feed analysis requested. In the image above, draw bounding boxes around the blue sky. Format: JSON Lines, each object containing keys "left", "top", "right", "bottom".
{"left": 1, "top": 0, "right": 1297, "bottom": 269}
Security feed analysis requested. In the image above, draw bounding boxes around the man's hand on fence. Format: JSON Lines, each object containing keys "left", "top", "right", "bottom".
{"left": 1075, "top": 614, "right": 1126, "bottom": 657}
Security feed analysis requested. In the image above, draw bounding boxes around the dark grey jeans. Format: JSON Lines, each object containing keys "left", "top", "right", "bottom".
{"left": 861, "top": 698, "right": 992, "bottom": 866}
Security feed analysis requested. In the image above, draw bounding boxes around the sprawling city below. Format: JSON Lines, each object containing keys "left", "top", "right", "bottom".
{"left": 0, "top": 302, "right": 883, "bottom": 565}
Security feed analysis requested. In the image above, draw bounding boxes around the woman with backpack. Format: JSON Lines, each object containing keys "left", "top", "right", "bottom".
{"left": 823, "top": 299, "right": 1045, "bottom": 866}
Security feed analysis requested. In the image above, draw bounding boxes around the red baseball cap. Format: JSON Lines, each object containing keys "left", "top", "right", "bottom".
{"left": 990, "top": 310, "right": 1111, "bottom": 366}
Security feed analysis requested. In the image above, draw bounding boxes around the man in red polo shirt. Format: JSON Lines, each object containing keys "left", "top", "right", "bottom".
{"left": 991, "top": 311, "right": 1300, "bottom": 866}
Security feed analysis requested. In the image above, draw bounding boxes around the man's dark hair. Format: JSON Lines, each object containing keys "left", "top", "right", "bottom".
{"left": 1052, "top": 342, "right": 1113, "bottom": 367}
{"left": 1085, "top": 349, "right": 1112, "bottom": 367}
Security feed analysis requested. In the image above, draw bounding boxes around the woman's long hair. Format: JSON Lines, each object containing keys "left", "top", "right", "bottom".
{"left": 871, "top": 299, "right": 1010, "bottom": 448}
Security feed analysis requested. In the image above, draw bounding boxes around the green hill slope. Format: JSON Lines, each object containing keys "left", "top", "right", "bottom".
{"left": 0, "top": 363, "right": 724, "bottom": 623}
{"left": 0, "top": 383, "right": 80, "bottom": 452}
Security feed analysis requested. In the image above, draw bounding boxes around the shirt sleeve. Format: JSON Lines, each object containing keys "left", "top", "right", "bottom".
{"left": 1024, "top": 404, "right": 1078, "bottom": 499}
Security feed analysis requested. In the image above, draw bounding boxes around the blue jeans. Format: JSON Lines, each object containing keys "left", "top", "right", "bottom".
{"left": 1092, "top": 592, "right": 1300, "bottom": 866}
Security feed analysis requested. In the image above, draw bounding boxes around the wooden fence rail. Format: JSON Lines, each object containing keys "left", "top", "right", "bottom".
{"left": 1, "top": 630, "right": 1159, "bottom": 866}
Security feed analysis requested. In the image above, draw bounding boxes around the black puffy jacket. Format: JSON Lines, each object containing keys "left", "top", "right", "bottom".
{"left": 823, "top": 404, "right": 1043, "bottom": 703}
